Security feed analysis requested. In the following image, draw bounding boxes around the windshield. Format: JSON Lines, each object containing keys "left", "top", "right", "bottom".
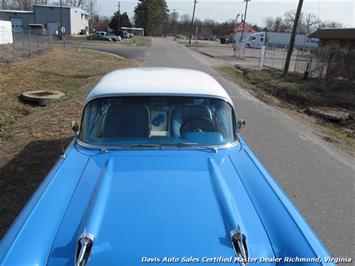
{"left": 79, "top": 96, "right": 236, "bottom": 147}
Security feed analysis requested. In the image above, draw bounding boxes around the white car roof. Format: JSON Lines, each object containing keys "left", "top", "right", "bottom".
{"left": 85, "top": 68, "right": 233, "bottom": 105}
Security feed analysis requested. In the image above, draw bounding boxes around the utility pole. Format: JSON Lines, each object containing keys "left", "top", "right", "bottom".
{"left": 59, "top": 0, "right": 63, "bottom": 40}
{"left": 117, "top": 0, "right": 121, "bottom": 30}
{"left": 282, "top": 0, "right": 304, "bottom": 77}
{"left": 239, "top": 0, "right": 250, "bottom": 44}
{"left": 144, "top": 0, "right": 148, "bottom": 36}
{"left": 172, "top": 9, "right": 177, "bottom": 37}
{"left": 188, "top": 0, "right": 197, "bottom": 45}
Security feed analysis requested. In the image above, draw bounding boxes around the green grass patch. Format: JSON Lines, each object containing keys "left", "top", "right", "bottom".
{"left": 118, "top": 36, "right": 150, "bottom": 46}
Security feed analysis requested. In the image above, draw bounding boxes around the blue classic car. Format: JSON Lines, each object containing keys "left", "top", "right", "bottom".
{"left": 0, "top": 68, "right": 334, "bottom": 265}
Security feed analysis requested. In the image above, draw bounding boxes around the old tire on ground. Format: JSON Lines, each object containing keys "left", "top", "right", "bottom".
{"left": 21, "top": 90, "right": 65, "bottom": 106}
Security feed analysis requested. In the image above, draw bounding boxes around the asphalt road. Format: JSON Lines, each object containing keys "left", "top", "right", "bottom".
{"left": 88, "top": 38, "right": 355, "bottom": 260}
{"left": 78, "top": 43, "right": 147, "bottom": 61}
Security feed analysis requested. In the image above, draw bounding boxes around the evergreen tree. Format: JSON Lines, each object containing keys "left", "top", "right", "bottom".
{"left": 109, "top": 11, "right": 131, "bottom": 30}
{"left": 134, "top": 0, "right": 169, "bottom": 36}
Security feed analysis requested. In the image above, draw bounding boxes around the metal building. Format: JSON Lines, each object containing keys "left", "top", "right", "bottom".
{"left": 0, "top": 5, "right": 89, "bottom": 35}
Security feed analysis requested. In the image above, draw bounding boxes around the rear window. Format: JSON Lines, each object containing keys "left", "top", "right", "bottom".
{"left": 79, "top": 96, "right": 236, "bottom": 147}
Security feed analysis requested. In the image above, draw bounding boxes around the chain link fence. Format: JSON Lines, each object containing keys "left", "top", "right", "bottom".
{"left": 262, "top": 45, "right": 323, "bottom": 77}
{"left": 0, "top": 30, "right": 53, "bottom": 64}
{"left": 233, "top": 43, "right": 326, "bottom": 79}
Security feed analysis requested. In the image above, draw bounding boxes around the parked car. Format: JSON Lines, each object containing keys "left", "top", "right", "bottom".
{"left": 111, "top": 30, "right": 133, "bottom": 39}
{"left": 110, "top": 30, "right": 125, "bottom": 38}
{"left": 87, "top": 31, "right": 121, "bottom": 42}
{"left": 0, "top": 68, "right": 334, "bottom": 266}
{"left": 220, "top": 36, "right": 232, "bottom": 44}
{"left": 126, "top": 31, "right": 134, "bottom": 38}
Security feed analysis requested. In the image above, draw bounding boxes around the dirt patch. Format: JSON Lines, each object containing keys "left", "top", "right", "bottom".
{"left": 0, "top": 48, "right": 137, "bottom": 238}
{"left": 218, "top": 66, "right": 355, "bottom": 155}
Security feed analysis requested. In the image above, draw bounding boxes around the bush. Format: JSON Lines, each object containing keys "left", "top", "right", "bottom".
{"left": 245, "top": 70, "right": 273, "bottom": 84}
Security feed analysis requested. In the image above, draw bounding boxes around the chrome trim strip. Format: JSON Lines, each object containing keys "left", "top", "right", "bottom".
{"left": 85, "top": 93, "right": 235, "bottom": 107}
{"left": 75, "top": 138, "right": 240, "bottom": 151}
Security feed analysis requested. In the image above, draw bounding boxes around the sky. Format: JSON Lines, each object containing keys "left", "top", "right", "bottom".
{"left": 96, "top": 0, "right": 355, "bottom": 27}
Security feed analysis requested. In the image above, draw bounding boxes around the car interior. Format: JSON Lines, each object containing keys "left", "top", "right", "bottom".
{"left": 80, "top": 96, "right": 235, "bottom": 146}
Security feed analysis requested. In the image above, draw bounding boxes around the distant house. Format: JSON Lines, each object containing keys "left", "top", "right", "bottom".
{"left": 233, "top": 22, "right": 256, "bottom": 33}
{"left": 0, "top": 5, "right": 89, "bottom": 35}
{"left": 309, "top": 28, "right": 355, "bottom": 49}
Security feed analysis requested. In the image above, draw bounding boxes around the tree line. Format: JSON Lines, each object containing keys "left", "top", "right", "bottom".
{"left": 263, "top": 10, "right": 343, "bottom": 35}
{"left": 1, "top": 0, "right": 343, "bottom": 37}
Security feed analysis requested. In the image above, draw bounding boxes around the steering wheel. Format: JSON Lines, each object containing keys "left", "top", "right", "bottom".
{"left": 180, "top": 117, "right": 216, "bottom": 136}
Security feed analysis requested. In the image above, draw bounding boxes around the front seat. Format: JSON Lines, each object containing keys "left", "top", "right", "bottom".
{"left": 102, "top": 104, "right": 150, "bottom": 138}
{"left": 169, "top": 104, "right": 212, "bottom": 137}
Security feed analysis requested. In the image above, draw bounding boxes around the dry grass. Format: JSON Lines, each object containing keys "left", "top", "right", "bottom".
{"left": 119, "top": 36, "right": 151, "bottom": 46}
{"left": 0, "top": 48, "right": 137, "bottom": 237}
{"left": 59, "top": 36, "right": 151, "bottom": 47}
{"left": 218, "top": 65, "right": 355, "bottom": 156}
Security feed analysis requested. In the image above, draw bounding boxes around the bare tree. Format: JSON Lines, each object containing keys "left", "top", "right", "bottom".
{"left": 86, "top": 0, "right": 97, "bottom": 33}
{"left": 263, "top": 17, "right": 274, "bottom": 31}
{"left": 5, "top": 0, "right": 33, "bottom": 10}
{"left": 284, "top": 10, "right": 297, "bottom": 27}
{"left": 318, "top": 21, "right": 343, "bottom": 29}
{"left": 274, "top": 16, "right": 285, "bottom": 32}
{"left": 262, "top": 16, "right": 288, "bottom": 32}
{"left": 303, "top": 13, "right": 320, "bottom": 34}
{"left": 62, "top": 0, "right": 84, "bottom": 7}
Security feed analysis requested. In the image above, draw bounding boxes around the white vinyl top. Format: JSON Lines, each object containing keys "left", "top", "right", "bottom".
{"left": 85, "top": 68, "right": 233, "bottom": 105}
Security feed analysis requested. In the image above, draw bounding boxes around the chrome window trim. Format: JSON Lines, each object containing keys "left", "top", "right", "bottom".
{"left": 75, "top": 137, "right": 240, "bottom": 151}
{"left": 85, "top": 93, "right": 234, "bottom": 107}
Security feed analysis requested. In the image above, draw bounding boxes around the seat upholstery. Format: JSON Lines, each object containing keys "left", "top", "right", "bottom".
{"left": 169, "top": 104, "right": 213, "bottom": 137}
{"left": 102, "top": 104, "right": 150, "bottom": 138}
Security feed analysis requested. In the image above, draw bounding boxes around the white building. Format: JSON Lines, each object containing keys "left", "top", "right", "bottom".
{"left": 0, "top": 5, "right": 89, "bottom": 35}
